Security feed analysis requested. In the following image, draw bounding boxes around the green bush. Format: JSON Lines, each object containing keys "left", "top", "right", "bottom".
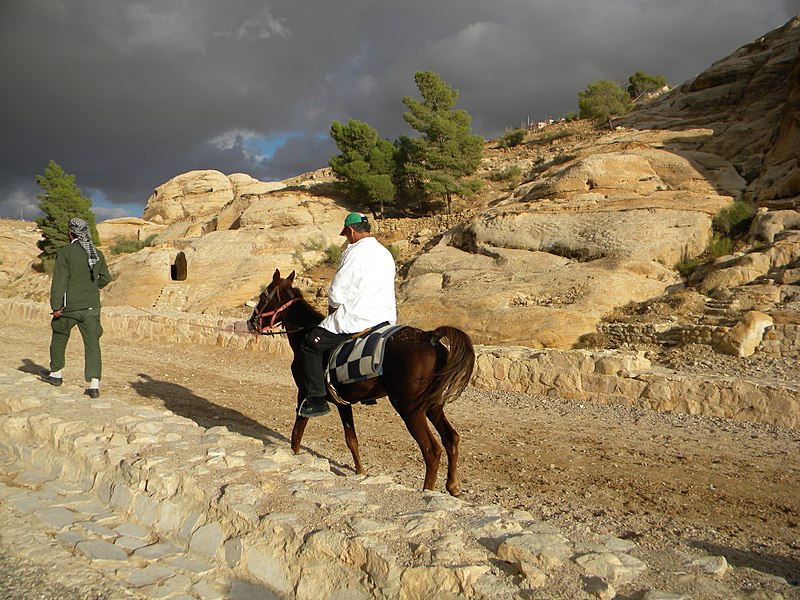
{"left": 38, "top": 255, "right": 56, "bottom": 274}
{"left": 573, "top": 331, "right": 609, "bottom": 349}
{"left": 387, "top": 244, "right": 401, "bottom": 262}
{"left": 325, "top": 243, "right": 343, "bottom": 265}
{"left": 712, "top": 200, "right": 755, "bottom": 237}
{"left": 675, "top": 257, "right": 700, "bottom": 278}
{"left": 110, "top": 234, "right": 157, "bottom": 255}
{"left": 707, "top": 233, "right": 732, "bottom": 258}
{"left": 490, "top": 165, "right": 522, "bottom": 182}
{"left": 529, "top": 128, "right": 574, "bottom": 146}
{"left": 499, "top": 128, "right": 526, "bottom": 148}
{"left": 110, "top": 237, "right": 143, "bottom": 255}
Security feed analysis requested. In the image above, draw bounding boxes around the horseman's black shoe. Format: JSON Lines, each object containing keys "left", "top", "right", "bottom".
{"left": 40, "top": 370, "right": 63, "bottom": 386}
{"left": 85, "top": 388, "right": 100, "bottom": 399}
{"left": 298, "top": 396, "right": 330, "bottom": 418}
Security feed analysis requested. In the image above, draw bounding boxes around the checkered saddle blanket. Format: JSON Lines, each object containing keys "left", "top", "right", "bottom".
{"left": 326, "top": 323, "right": 405, "bottom": 386}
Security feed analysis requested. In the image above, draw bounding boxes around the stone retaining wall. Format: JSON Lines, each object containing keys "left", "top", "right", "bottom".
{"left": 0, "top": 298, "right": 290, "bottom": 355}
{"left": 760, "top": 323, "right": 800, "bottom": 358}
{"left": 2, "top": 299, "right": 797, "bottom": 429}
{"left": 473, "top": 346, "right": 799, "bottom": 429}
{"left": 601, "top": 319, "right": 800, "bottom": 360}
{"left": 600, "top": 322, "right": 730, "bottom": 348}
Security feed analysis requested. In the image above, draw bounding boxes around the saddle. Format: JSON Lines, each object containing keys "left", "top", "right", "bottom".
{"left": 325, "top": 323, "right": 405, "bottom": 403}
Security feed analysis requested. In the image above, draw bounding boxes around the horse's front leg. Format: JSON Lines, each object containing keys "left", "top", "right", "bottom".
{"left": 291, "top": 390, "right": 309, "bottom": 455}
{"left": 335, "top": 403, "right": 365, "bottom": 475}
{"left": 427, "top": 405, "right": 461, "bottom": 496}
{"left": 402, "top": 411, "right": 442, "bottom": 492}
{"left": 289, "top": 361, "right": 309, "bottom": 455}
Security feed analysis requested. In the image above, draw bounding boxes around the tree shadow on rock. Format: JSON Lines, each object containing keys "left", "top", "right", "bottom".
{"left": 130, "top": 373, "right": 288, "bottom": 447}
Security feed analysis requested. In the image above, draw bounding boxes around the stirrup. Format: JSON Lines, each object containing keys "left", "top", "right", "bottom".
{"left": 298, "top": 397, "right": 331, "bottom": 418}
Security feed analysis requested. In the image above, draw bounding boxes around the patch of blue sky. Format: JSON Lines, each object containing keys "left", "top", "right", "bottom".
{"left": 211, "top": 129, "right": 327, "bottom": 162}
{"left": 88, "top": 188, "right": 142, "bottom": 221}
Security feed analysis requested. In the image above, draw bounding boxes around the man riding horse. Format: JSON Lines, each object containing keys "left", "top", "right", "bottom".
{"left": 298, "top": 212, "right": 397, "bottom": 418}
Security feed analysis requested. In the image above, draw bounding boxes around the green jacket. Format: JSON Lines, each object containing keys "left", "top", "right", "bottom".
{"left": 50, "top": 240, "right": 112, "bottom": 312}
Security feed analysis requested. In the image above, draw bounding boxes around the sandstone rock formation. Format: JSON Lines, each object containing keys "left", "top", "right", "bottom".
{"left": 398, "top": 127, "right": 738, "bottom": 347}
{"left": 618, "top": 16, "right": 800, "bottom": 210}
{"left": 96, "top": 217, "right": 166, "bottom": 244}
{"left": 142, "top": 170, "right": 285, "bottom": 227}
{"left": 0, "top": 219, "right": 40, "bottom": 285}
{"left": 397, "top": 16, "right": 800, "bottom": 348}
{"left": 104, "top": 190, "right": 351, "bottom": 315}
{"left": 718, "top": 310, "right": 774, "bottom": 357}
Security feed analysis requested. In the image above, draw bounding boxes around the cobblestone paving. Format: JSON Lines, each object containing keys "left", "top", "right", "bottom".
{"left": 0, "top": 446, "right": 274, "bottom": 599}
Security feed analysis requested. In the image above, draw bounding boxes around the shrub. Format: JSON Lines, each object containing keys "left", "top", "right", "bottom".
{"left": 325, "top": 243, "right": 343, "bottom": 265}
{"left": 110, "top": 234, "right": 157, "bottom": 255}
{"left": 387, "top": 244, "right": 401, "bottom": 261}
{"left": 627, "top": 71, "right": 668, "bottom": 99}
{"left": 499, "top": 128, "right": 526, "bottom": 148}
{"left": 490, "top": 165, "right": 523, "bottom": 182}
{"left": 573, "top": 331, "right": 609, "bottom": 349}
{"left": 712, "top": 200, "right": 755, "bottom": 237}
{"left": 707, "top": 233, "right": 732, "bottom": 258}
{"left": 529, "top": 128, "right": 574, "bottom": 146}
{"left": 110, "top": 237, "right": 143, "bottom": 255}
{"left": 675, "top": 257, "right": 700, "bottom": 278}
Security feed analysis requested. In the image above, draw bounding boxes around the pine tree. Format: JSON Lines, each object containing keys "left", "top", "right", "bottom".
{"left": 627, "top": 70, "right": 668, "bottom": 100}
{"left": 35, "top": 160, "right": 99, "bottom": 271}
{"left": 578, "top": 80, "right": 634, "bottom": 124}
{"left": 399, "top": 71, "right": 483, "bottom": 214}
{"left": 329, "top": 120, "right": 397, "bottom": 218}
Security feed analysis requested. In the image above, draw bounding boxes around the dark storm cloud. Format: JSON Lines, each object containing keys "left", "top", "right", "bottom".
{"left": 0, "top": 0, "right": 796, "bottom": 220}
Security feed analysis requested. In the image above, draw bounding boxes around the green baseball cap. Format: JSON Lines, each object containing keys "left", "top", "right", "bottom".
{"left": 340, "top": 212, "right": 368, "bottom": 234}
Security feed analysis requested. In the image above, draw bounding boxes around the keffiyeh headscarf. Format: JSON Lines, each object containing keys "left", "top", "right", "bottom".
{"left": 68, "top": 217, "right": 99, "bottom": 269}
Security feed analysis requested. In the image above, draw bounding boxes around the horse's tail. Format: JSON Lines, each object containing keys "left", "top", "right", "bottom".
{"left": 424, "top": 326, "right": 475, "bottom": 408}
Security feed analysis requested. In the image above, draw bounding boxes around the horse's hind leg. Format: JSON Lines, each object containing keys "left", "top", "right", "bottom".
{"left": 336, "top": 403, "right": 365, "bottom": 475}
{"left": 402, "top": 411, "right": 442, "bottom": 492}
{"left": 427, "top": 404, "right": 461, "bottom": 496}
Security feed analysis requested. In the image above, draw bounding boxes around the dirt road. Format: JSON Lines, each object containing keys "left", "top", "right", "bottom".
{"left": 3, "top": 318, "right": 798, "bottom": 592}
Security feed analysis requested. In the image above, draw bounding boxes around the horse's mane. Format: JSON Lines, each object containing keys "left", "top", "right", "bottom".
{"left": 288, "top": 287, "right": 325, "bottom": 327}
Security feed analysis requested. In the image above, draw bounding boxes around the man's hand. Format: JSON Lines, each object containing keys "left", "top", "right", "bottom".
{"left": 51, "top": 309, "right": 63, "bottom": 318}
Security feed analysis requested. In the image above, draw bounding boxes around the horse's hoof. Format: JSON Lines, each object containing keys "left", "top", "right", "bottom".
{"left": 446, "top": 485, "right": 461, "bottom": 497}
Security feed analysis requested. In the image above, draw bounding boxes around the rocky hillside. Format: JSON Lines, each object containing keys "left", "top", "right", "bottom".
{"left": 2, "top": 17, "right": 798, "bottom": 358}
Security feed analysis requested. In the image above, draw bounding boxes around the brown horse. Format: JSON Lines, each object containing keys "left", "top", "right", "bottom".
{"left": 248, "top": 269, "right": 475, "bottom": 496}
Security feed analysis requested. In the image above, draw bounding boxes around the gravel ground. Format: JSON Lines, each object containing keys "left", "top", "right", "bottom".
{"left": 1, "top": 319, "right": 798, "bottom": 598}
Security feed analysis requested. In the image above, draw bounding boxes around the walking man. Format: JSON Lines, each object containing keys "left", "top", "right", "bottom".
{"left": 41, "top": 217, "right": 112, "bottom": 398}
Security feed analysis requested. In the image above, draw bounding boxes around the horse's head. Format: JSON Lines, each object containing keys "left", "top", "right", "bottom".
{"left": 247, "top": 269, "right": 298, "bottom": 333}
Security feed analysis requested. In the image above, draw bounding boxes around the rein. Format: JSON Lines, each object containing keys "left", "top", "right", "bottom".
{"left": 252, "top": 282, "right": 318, "bottom": 336}
{"left": 256, "top": 296, "right": 302, "bottom": 334}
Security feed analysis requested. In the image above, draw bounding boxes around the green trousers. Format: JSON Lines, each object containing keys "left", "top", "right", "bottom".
{"left": 49, "top": 308, "right": 104, "bottom": 382}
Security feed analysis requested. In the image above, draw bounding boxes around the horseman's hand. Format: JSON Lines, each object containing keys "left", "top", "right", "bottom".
{"left": 51, "top": 309, "right": 63, "bottom": 318}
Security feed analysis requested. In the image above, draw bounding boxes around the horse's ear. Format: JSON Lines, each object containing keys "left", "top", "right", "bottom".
{"left": 272, "top": 269, "right": 281, "bottom": 285}
{"left": 286, "top": 270, "right": 296, "bottom": 285}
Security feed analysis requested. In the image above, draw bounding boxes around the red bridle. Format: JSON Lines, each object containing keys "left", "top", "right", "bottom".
{"left": 253, "top": 286, "right": 302, "bottom": 334}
